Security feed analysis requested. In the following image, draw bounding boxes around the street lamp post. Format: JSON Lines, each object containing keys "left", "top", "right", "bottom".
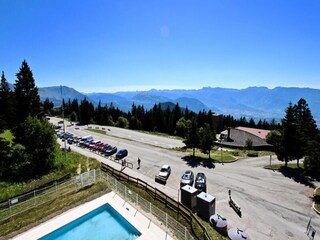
{"left": 61, "top": 86, "right": 67, "bottom": 160}
{"left": 218, "top": 139, "right": 223, "bottom": 164}
{"left": 220, "top": 141, "right": 222, "bottom": 163}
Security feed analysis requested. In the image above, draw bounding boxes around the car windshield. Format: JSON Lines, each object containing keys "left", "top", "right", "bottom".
{"left": 160, "top": 168, "right": 168, "bottom": 172}
{"left": 182, "top": 174, "right": 191, "bottom": 180}
{"left": 196, "top": 178, "right": 205, "bottom": 183}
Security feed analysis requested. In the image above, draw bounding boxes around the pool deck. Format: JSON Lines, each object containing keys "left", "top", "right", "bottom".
{"left": 11, "top": 191, "right": 175, "bottom": 240}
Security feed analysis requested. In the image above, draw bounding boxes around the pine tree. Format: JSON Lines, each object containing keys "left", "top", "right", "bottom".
{"left": 14, "top": 60, "right": 40, "bottom": 135}
{"left": 184, "top": 118, "right": 199, "bottom": 157}
{"left": 79, "top": 98, "right": 94, "bottom": 125}
{"left": 0, "top": 71, "right": 14, "bottom": 129}
{"left": 280, "top": 103, "right": 298, "bottom": 167}
{"left": 199, "top": 123, "right": 216, "bottom": 159}
{"left": 293, "top": 98, "right": 318, "bottom": 167}
{"left": 304, "top": 133, "right": 320, "bottom": 179}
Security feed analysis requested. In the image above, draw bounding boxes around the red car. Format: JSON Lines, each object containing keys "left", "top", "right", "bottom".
{"left": 94, "top": 142, "right": 105, "bottom": 151}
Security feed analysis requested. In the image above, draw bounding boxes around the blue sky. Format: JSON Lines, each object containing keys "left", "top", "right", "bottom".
{"left": 1, "top": 0, "right": 319, "bottom": 93}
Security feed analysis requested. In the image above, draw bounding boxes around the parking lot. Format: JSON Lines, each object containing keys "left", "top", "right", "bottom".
{"left": 51, "top": 117, "right": 320, "bottom": 240}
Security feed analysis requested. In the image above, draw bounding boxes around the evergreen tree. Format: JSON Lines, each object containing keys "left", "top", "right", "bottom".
{"left": 70, "top": 99, "right": 79, "bottom": 115}
{"left": 304, "top": 133, "right": 320, "bottom": 179}
{"left": 0, "top": 137, "right": 12, "bottom": 179}
{"left": 0, "top": 71, "right": 14, "bottom": 129}
{"left": 19, "top": 116, "right": 57, "bottom": 176}
{"left": 14, "top": 60, "right": 40, "bottom": 138}
{"left": 184, "top": 118, "right": 199, "bottom": 157}
{"left": 248, "top": 118, "right": 255, "bottom": 128}
{"left": 95, "top": 101, "right": 103, "bottom": 124}
{"left": 199, "top": 123, "right": 216, "bottom": 159}
{"left": 279, "top": 103, "right": 298, "bottom": 167}
{"left": 43, "top": 98, "right": 54, "bottom": 114}
{"left": 293, "top": 98, "right": 318, "bottom": 166}
{"left": 79, "top": 98, "right": 94, "bottom": 124}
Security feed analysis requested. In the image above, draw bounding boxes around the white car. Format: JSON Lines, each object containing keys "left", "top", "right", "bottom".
{"left": 158, "top": 165, "right": 171, "bottom": 180}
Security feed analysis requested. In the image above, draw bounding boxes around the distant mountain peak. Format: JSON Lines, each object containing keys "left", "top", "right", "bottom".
{"left": 37, "top": 85, "right": 320, "bottom": 126}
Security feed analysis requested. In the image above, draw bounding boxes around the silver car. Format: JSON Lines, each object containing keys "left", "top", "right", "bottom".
{"left": 180, "top": 170, "right": 194, "bottom": 188}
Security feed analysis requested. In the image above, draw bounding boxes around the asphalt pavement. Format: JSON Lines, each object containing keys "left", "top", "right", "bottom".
{"left": 51, "top": 117, "right": 320, "bottom": 240}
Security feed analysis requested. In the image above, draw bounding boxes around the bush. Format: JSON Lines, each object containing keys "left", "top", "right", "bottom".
{"left": 247, "top": 151, "right": 258, "bottom": 157}
{"left": 232, "top": 150, "right": 240, "bottom": 156}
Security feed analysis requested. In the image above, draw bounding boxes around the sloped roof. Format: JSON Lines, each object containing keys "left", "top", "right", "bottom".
{"left": 236, "top": 127, "right": 270, "bottom": 140}
{"left": 219, "top": 128, "right": 272, "bottom": 148}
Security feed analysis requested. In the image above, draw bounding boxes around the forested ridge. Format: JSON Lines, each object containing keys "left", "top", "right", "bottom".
{"left": 1, "top": 60, "right": 320, "bottom": 182}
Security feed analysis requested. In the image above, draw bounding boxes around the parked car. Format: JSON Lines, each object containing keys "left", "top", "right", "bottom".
{"left": 56, "top": 131, "right": 64, "bottom": 138}
{"left": 72, "top": 136, "right": 80, "bottom": 144}
{"left": 85, "top": 139, "right": 94, "bottom": 148}
{"left": 79, "top": 135, "right": 93, "bottom": 146}
{"left": 101, "top": 144, "right": 113, "bottom": 153}
{"left": 104, "top": 146, "right": 117, "bottom": 156}
{"left": 89, "top": 140, "right": 101, "bottom": 150}
{"left": 115, "top": 149, "right": 128, "bottom": 159}
{"left": 180, "top": 170, "right": 194, "bottom": 188}
{"left": 194, "top": 172, "right": 207, "bottom": 192}
{"left": 101, "top": 144, "right": 112, "bottom": 153}
{"left": 97, "top": 143, "right": 108, "bottom": 152}
{"left": 93, "top": 142, "right": 105, "bottom": 151}
{"left": 67, "top": 137, "right": 74, "bottom": 144}
{"left": 155, "top": 165, "right": 171, "bottom": 184}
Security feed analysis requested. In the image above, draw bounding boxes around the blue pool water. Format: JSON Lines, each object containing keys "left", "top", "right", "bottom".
{"left": 39, "top": 204, "right": 141, "bottom": 240}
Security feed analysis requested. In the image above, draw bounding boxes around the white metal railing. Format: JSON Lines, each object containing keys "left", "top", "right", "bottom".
{"left": 101, "top": 172, "right": 194, "bottom": 240}
{"left": 0, "top": 169, "right": 100, "bottom": 224}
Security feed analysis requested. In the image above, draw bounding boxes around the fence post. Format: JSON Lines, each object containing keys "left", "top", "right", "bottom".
{"left": 9, "top": 199, "right": 11, "bottom": 216}
{"left": 185, "top": 227, "right": 187, "bottom": 240}
{"left": 125, "top": 185, "right": 127, "bottom": 200}
{"left": 149, "top": 202, "right": 152, "bottom": 213}
{"left": 136, "top": 192, "right": 139, "bottom": 205}
{"left": 166, "top": 213, "right": 168, "bottom": 229}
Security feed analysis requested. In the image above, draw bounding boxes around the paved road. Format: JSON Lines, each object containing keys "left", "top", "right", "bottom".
{"left": 51, "top": 117, "right": 320, "bottom": 240}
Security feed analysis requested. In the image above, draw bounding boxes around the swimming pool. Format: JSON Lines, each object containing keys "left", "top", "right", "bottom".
{"left": 39, "top": 204, "right": 141, "bottom": 240}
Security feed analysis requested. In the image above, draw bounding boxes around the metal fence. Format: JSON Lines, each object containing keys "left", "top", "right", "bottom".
{"left": 101, "top": 171, "right": 194, "bottom": 240}
{"left": 101, "top": 163, "right": 212, "bottom": 240}
{"left": 0, "top": 164, "right": 211, "bottom": 240}
{"left": 0, "top": 169, "right": 99, "bottom": 224}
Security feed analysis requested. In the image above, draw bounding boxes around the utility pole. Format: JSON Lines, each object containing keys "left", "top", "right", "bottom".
{"left": 61, "top": 86, "right": 67, "bottom": 160}
{"left": 219, "top": 139, "right": 223, "bottom": 164}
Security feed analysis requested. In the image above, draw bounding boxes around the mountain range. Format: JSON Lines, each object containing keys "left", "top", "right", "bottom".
{"left": 9, "top": 84, "right": 320, "bottom": 124}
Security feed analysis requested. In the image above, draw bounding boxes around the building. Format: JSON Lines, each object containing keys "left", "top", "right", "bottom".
{"left": 218, "top": 127, "right": 272, "bottom": 150}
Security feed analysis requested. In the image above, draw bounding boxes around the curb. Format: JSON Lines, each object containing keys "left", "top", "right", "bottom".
{"left": 313, "top": 187, "right": 320, "bottom": 215}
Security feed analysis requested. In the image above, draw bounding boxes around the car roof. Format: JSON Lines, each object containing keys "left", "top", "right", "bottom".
{"left": 162, "top": 165, "right": 170, "bottom": 169}
{"left": 196, "top": 172, "right": 205, "bottom": 177}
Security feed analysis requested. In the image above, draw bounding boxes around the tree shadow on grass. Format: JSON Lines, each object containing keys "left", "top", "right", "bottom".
{"left": 279, "top": 167, "right": 316, "bottom": 189}
{"left": 181, "top": 155, "right": 216, "bottom": 169}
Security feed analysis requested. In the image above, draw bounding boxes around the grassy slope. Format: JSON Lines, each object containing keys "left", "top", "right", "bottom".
{"left": 0, "top": 180, "right": 110, "bottom": 239}
{"left": 0, "top": 149, "right": 101, "bottom": 202}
